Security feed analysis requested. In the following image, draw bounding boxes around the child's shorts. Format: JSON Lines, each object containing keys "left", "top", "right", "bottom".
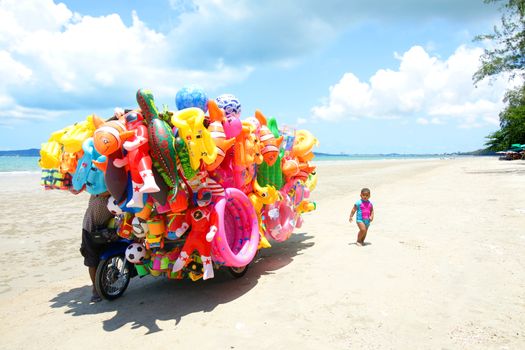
{"left": 356, "top": 219, "right": 370, "bottom": 227}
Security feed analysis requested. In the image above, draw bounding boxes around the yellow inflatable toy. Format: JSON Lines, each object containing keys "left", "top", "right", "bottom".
{"left": 249, "top": 179, "right": 280, "bottom": 249}
{"left": 296, "top": 200, "right": 316, "bottom": 214}
{"left": 39, "top": 140, "right": 62, "bottom": 169}
{"left": 39, "top": 127, "right": 71, "bottom": 169}
{"left": 305, "top": 171, "right": 318, "bottom": 192}
{"left": 292, "top": 129, "right": 318, "bottom": 161}
{"left": 60, "top": 115, "right": 96, "bottom": 154}
{"left": 171, "top": 107, "right": 217, "bottom": 170}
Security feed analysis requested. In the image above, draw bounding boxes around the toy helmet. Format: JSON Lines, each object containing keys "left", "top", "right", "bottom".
{"left": 125, "top": 111, "right": 143, "bottom": 124}
{"left": 195, "top": 188, "right": 212, "bottom": 207}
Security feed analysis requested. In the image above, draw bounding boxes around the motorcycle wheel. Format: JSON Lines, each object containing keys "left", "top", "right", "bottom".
{"left": 95, "top": 254, "right": 132, "bottom": 300}
{"left": 227, "top": 264, "right": 249, "bottom": 278}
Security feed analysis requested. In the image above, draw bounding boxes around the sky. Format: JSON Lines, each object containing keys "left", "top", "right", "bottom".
{"left": 0, "top": 0, "right": 518, "bottom": 154}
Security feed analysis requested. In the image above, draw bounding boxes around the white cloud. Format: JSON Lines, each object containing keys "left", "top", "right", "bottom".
{"left": 0, "top": 0, "right": 502, "bottom": 127}
{"left": 311, "top": 45, "right": 515, "bottom": 128}
{"left": 0, "top": 51, "right": 32, "bottom": 84}
{"left": 0, "top": 0, "right": 253, "bottom": 125}
{"left": 0, "top": 104, "right": 66, "bottom": 126}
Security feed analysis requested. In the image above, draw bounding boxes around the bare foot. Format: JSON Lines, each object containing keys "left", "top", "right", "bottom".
{"left": 356, "top": 241, "right": 363, "bottom": 246}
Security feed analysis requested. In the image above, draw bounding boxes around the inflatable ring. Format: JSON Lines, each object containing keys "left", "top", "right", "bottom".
{"left": 263, "top": 193, "right": 295, "bottom": 242}
{"left": 211, "top": 188, "right": 259, "bottom": 267}
{"left": 292, "top": 129, "right": 317, "bottom": 158}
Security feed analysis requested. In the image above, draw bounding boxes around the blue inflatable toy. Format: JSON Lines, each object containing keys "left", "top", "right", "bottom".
{"left": 175, "top": 85, "right": 208, "bottom": 112}
{"left": 72, "top": 138, "right": 107, "bottom": 195}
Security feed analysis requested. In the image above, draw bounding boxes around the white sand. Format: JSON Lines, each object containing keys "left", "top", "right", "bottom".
{"left": 0, "top": 157, "right": 524, "bottom": 349}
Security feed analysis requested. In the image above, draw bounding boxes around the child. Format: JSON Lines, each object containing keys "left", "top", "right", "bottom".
{"left": 349, "top": 188, "right": 374, "bottom": 246}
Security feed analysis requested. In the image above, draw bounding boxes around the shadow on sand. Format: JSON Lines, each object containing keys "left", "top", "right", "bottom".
{"left": 348, "top": 241, "right": 372, "bottom": 246}
{"left": 49, "top": 232, "right": 314, "bottom": 334}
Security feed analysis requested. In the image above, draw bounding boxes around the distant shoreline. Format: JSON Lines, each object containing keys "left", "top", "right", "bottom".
{"left": 0, "top": 148, "right": 40, "bottom": 157}
{"left": 0, "top": 149, "right": 497, "bottom": 157}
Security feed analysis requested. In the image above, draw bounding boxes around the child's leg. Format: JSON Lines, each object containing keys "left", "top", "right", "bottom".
{"left": 360, "top": 226, "right": 369, "bottom": 243}
{"left": 356, "top": 222, "right": 367, "bottom": 244}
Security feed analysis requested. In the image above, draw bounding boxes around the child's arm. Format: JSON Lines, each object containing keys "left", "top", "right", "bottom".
{"left": 349, "top": 204, "right": 357, "bottom": 222}
{"left": 370, "top": 206, "right": 374, "bottom": 222}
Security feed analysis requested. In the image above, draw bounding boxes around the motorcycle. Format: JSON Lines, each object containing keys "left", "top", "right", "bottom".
{"left": 94, "top": 238, "right": 250, "bottom": 301}
{"left": 95, "top": 238, "right": 136, "bottom": 300}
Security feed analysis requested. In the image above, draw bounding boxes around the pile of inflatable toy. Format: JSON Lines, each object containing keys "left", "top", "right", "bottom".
{"left": 39, "top": 86, "right": 318, "bottom": 281}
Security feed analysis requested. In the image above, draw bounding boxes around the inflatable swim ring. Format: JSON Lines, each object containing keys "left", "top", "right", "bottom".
{"left": 263, "top": 192, "right": 295, "bottom": 242}
{"left": 211, "top": 188, "right": 259, "bottom": 267}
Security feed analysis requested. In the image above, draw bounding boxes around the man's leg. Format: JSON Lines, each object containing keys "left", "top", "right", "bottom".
{"left": 81, "top": 230, "right": 102, "bottom": 302}
{"left": 89, "top": 267, "right": 97, "bottom": 292}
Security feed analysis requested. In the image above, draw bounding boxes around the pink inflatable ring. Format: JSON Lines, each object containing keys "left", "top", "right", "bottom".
{"left": 211, "top": 188, "right": 260, "bottom": 267}
{"left": 263, "top": 192, "right": 295, "bottom": 242}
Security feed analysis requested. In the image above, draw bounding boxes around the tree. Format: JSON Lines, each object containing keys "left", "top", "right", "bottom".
{"left": 485, "top": 85, "right": 525, "bottom": 150}
{"left": 474, "top": 0, "right": 525, "bottom": 150}
{"left": 474, "top": 0, "right": 525, "bottom": 83}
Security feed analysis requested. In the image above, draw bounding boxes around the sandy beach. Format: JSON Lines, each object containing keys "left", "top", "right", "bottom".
{"left": 0, "top": 156, "right": 524, "bottom": 349}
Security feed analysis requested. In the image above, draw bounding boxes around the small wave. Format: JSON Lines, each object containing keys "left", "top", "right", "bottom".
{"left": 0, "top": 171, "right": 41, "bottom": 176}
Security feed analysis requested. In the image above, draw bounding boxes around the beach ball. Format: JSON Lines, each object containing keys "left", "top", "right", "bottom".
{"left": 175, "top": 85, "right": 208, "bottom": 112}
{"left": 215, "top": 94, "right": 241, "bottom": 119}
{"left": 125, "top": 243, "right": 146, "bottom": 264}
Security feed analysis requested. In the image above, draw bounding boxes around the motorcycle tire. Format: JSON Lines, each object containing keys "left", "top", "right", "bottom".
{"left": 227, "top": 264, "right": 249, "bottom": 278}
{"left": 95, "top": 254, "right": 132, "bottom": 300}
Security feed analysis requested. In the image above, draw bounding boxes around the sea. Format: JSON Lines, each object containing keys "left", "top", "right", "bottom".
{"left": 0, "top": 156, "right": 42, "bottom": 173}
{"left": 0, "top": 154, "right": 455, "bottom": 174}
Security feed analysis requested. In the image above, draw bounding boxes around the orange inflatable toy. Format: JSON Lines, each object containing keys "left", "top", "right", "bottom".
{"left": 92, "top": 115, "right": 134, "bottom": 171}
{"left": 282, "top": 129, "right": 318, "bottom": 182}
{"left": 282, "top": 156, "right": 316, "bottom": 182}
{"left": 205, "top": 100, "right": 235, "bottom": 171}
{"left": 232, "top": 123, "right": 258, "bottom": 189}
{"left": 255, "top": 110, "right": 283, "bottom": 166}
{"left": 92, "top": 114, "right": 134, "bottom": 202}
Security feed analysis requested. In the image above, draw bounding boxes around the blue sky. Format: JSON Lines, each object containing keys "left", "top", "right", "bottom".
{"left": 0, "top": 0, "right": 517, "bottom": 153}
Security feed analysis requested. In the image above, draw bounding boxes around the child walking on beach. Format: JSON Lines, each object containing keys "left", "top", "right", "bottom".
{"left": 349, "top": 188, "right": 374, "bottom": 246}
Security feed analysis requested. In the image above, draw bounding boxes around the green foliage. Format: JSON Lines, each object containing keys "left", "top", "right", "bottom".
{"left": 485, "top": 85, "right": 525, "bottom": 149}
{"left": 474, "top": 0, "right": 525, "bottom": 83}
{"left": 474, "top": 1, "right": 525, "bottom": 151}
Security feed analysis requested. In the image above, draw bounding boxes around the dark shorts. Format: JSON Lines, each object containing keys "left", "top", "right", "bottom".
{"left": 80, "top": 229, "right": 105, "bottom": 267}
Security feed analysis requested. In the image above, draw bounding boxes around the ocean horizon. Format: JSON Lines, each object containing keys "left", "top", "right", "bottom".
{"left": 0, "top": 153, "right": 482, "bottom": 174}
